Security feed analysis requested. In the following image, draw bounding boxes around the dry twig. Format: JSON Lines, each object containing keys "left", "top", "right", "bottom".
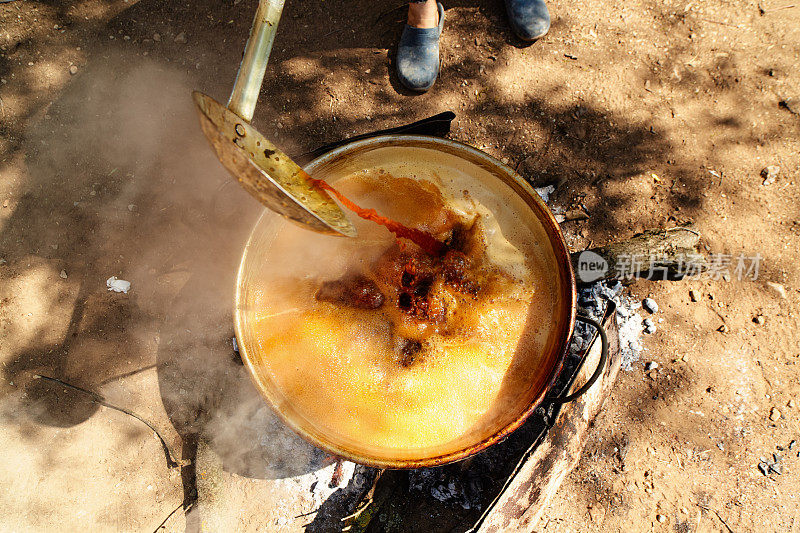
{"left": 698, "top": 504, "right": 735, "bottom": 533}
{"left": 34, "top": 374, "right": 187, "bottom": 469}
{"left": 152, "top": 501, "right": 193, "bottom": 532}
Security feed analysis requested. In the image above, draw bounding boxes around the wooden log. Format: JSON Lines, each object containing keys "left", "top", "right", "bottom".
{"left": 475, "top": 306, "right": 621, "bottom": 532}
{"left": 571, "top": 225, "right": 705, "bottom": 283}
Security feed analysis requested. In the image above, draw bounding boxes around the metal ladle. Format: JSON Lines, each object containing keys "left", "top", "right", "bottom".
{"left": 193, "top": 0, "right": 357, "bottom": 237}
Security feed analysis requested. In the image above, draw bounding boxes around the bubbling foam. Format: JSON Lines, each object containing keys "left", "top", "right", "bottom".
{"left": 246, "top": 164, "right": 558, "bottom": 452}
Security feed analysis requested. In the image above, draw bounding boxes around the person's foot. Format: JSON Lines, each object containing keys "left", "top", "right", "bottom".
{"left": 396, "top": 2, "right": 445, "bottom": 92}
{"left": 505, "top": 0, "right": 550, "bottom": 41}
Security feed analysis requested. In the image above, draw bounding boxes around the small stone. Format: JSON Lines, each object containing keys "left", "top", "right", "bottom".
{"left": 656, "top": 514, "right": 666, "bottom": 523}
{"left": 535, "top": 185, "right": 556, "bottom": 203}
{"left": 174, "top": 32, "right": 187, "bottom": 44}
{"left": 60, "top": 270, "right": 68, "bottom": 279}
{"left": 127, "top": 204, "right": 137, "bottom": 212}
{"left": 770, "top": 407, "right": 781, "bottom": 421}
{"left": 645, "top": 361, "right": 659, "bottom": 371}
{"left": 766, "top": 282, "right": 787, "bottom": 299}
{"left": 789, "top": 440, "right": 796, "bottom": 450}
{"left": 689, "top": 289, "right": 699, "bottom": 302}
{"left": 643, "top": 298, "right": 659, "bottom": 313}
{"left": 788, "top": 399, "right": 796, "bottom": 408}
{"left": 754, "top": 315, "right": 766, "bottom": 325}
{"left": 106, "top": 276, "right": 131, "bottom": 294}
{"left": 564, "top": 208, "right": 589, "bottom": 221}
{"left": 717, "top": 324, "right": 729, "bottom": 333}
{"left": 153, "top": 32, "right": 161, "bottom": 41}
{"left": 769, "top": 462, "right": 783, "bottom": 475}
{"left": 588, "top": 503, "right": 606, "bottom": 523}
{"left": 758, "top": 461, "right": 770, "bottom": 476}
{"left": 643, "top": 318, "right": 657, "bottom": 334}
{"left": 69, "top": 65, "right": 78, "bottom": 75}
{"left": 761, "top": 165, "right": 780, "bottom": 185}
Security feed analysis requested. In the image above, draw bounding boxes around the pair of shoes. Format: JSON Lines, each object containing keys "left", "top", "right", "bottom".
{"left": 396, "top": 0, "right": 550, "bottom": 92}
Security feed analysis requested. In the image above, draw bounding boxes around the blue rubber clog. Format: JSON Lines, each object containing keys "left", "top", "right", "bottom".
{"left": 396, "top": 2, "right": 445, "bottom": 92}
{"left": 505, "top": 0, "right": 551, "bottom": 41}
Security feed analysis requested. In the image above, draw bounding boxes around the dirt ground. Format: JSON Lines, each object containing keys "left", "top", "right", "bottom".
{"left": 1, "top": 0, "right": 799, "bottom": 531}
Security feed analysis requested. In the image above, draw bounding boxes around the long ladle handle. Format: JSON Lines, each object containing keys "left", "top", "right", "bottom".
{"left": 227, "top": 0, "right": 285, "bottom": 122}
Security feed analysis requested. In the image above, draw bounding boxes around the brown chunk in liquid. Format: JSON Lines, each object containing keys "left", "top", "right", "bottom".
{"left": 315, "top": 275, "right": 386, "bottom": 309}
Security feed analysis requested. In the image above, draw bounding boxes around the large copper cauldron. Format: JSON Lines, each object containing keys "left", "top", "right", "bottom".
{"left": 234, "top": 135, "right": 578, "bottom": 468}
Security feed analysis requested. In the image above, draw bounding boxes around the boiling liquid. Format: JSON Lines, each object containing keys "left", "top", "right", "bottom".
{"left": 248, "top": 170, "right": 557, "bottom": 451}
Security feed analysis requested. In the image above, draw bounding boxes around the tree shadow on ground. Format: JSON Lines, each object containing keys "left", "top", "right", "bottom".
{"left": 2, "top": 0, "right": 797, "bottom": 530}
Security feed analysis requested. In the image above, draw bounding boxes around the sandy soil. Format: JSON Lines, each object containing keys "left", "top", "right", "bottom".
{"left": 1, "top": 0, "right": 799, "bottom": 531}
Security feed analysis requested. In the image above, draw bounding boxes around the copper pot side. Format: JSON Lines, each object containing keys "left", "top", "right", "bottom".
{"left": 234, "top": 135, "right": 577, "bottom": 468}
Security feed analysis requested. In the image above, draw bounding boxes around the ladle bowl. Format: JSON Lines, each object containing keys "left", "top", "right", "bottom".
{"left": 193, "top": 0, "right": 356, "bottom": 237}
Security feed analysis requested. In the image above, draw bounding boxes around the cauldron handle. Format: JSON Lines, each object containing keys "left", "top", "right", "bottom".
{"left": 298, "top": 111, "right": 457, "bottom": 163}
{"left": 554, "top": 314, "right": 609, "bottom": 404}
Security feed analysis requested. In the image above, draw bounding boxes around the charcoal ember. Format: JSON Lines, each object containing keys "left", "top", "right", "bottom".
{"left": 408, "top": 468, "right": 483, "bottom": 510}
{"left": 316, "top": 275, "right": 385, "bottom": 309}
